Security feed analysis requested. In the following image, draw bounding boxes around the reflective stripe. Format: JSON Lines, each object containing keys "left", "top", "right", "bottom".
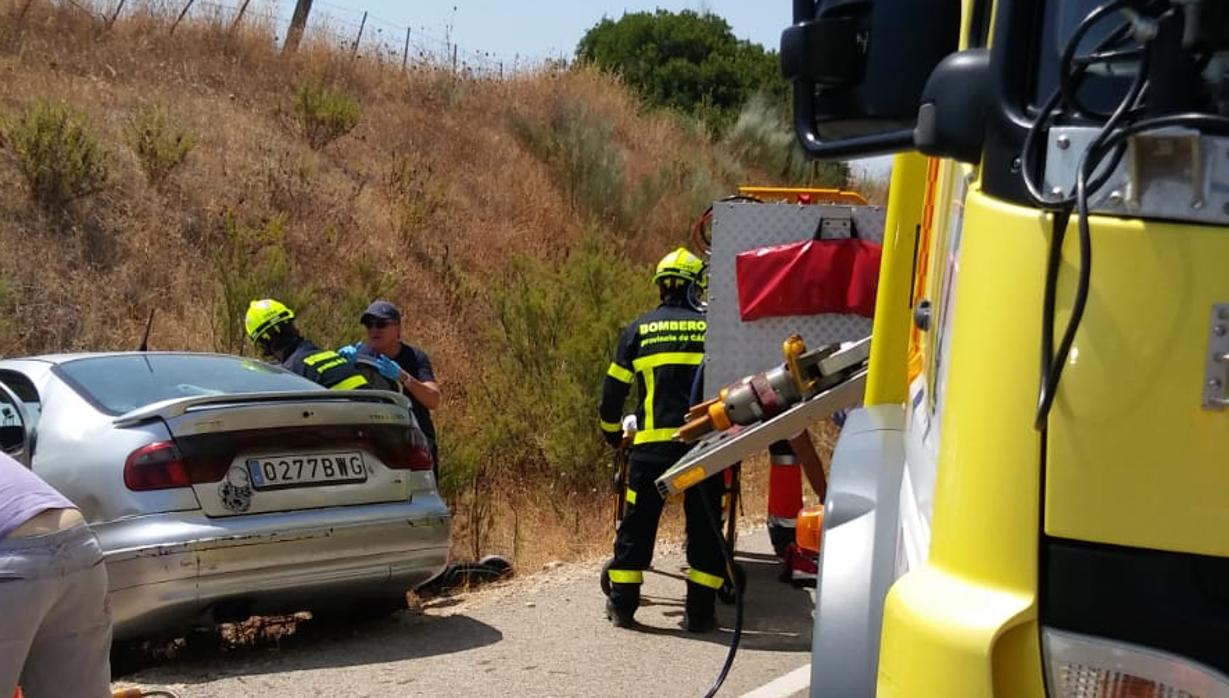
{"left": 687, "top": 568, "right": 725, "bottom": 589}
{"left": 642, "top": 362, "right": 656, "bottom": 432}
{"left": 632, "top": 352, "right": 702, "bottom": 436}
{"left": 314, "top": 357, "right": 347, "bottom": 373}
{"left": 331, "top": 374, "right": 368, "bottom": 391}
{"left": 303, "top": 351, "right": 339, "bottom": 367}
{"left": 625, "top": 488, "right": 637, "bottom": 505}
{"left": 631, "top": 352, "right": 705, "bottom": 373}
{"left": 600, "top": 419, "right": 622, "bottom": 434}
{"left": 608, "top": 569, "right": 643, "bottom": 584}
{"left": 633, "top": 428, "right": 679, "bottom": 445}
{"left": 766, "top": 514, "right": 797, "bottom": 528}
{"left": 606, "top": 363, "right": 634, "bottom": 384}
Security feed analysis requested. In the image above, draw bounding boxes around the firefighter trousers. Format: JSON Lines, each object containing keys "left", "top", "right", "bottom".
{"left": 607, "top": 453, "right": 726, "bottom": 618}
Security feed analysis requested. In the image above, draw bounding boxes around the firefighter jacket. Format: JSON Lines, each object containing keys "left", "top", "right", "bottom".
{"left": 282, "top": 339, "right": 370, "bottom": 391}
{"left": 600, "top": 298, "right": 705, "bottom": 463}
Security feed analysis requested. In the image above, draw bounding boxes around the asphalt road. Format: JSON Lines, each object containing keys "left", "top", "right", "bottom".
{"left": 122, "top": 530, "right": 815, "bottom": 697}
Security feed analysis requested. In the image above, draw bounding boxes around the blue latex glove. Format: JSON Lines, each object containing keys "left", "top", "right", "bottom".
{"left": 337, "top": 342, "right": 362, "bottom": 362}
{"left": 374, "top": 354, "right": 402, "bottom": 381}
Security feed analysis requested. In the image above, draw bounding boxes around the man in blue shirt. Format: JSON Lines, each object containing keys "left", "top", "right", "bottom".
{"left": 342, "top": 300, "right": 442, "bottom": 474}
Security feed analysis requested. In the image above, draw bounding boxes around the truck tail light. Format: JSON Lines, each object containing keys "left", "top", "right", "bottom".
{"left": 795, "top": 504, "right": 824, "bottom": 554}
{"left": 1043, "top": 628, "right": 1229, "bottom": 698}
{"left": 124, "top": 441, "right": 190, "bottom": 491}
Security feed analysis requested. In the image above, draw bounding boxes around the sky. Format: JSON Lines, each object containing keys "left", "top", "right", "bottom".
{"left": 278, "top": 1, "right": 792, "bottom": 62}
{"left": 270, "top": 0, "right": 893, "bottom": 179}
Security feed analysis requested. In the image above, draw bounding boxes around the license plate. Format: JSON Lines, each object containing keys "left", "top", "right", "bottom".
{"left": 246, "top": 453, "right": 367, "bottom": 490}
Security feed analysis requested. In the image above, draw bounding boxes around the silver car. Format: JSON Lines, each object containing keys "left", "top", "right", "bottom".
{"left": 0, "top": 352, "right": 451, "bottom": 641}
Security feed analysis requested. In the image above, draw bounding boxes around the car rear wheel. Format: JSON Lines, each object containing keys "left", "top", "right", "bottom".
{"left": 311, "top": 594, "right": 407, "bottom": 626}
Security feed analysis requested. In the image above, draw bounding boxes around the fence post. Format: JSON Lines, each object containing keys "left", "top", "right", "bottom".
{"left": 169, "top": 0, "right": 194, "bottom": 35}
{"left": 229, "top": 0, "right": 250, "bottom": 33}
{"left": 401, "top": 26, "right": 410, "bottom": 72}
{"left": 350, "top": 10, "right": 366, "bottom": 55}
{"left": 451, "top": 44, "right": 457, "bottom": 73}
{"left": 106, "top": 0, "right": 125, "bottom": 28}
{"left": 283, "top": 0, "right": 313, "bottom": 53}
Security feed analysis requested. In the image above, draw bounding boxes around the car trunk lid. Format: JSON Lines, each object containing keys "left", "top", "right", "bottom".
{"left": 115, "top": 391, "right": 430, "bottom": 517}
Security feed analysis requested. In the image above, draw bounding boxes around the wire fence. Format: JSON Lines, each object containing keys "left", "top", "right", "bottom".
{"left": 52, "top": 0, "right": 562, "bottom": 78}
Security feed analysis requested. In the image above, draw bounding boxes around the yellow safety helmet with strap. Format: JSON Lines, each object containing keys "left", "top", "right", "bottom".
{"left": 245, "top": 298, "right": 295, "bottom": 343}
{"left": 653, "top": 247, "right": 706, "bottom": 289}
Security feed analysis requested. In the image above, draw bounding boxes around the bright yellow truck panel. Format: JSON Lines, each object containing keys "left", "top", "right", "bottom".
{"left": 1046, "top": 217, "right": 1229, "bottom": 556}
{"left": 864, "top": 152, "right": 929, "bottom": 407}
{"left": 878, "top": 188, "right": 1049, "bottom": 697}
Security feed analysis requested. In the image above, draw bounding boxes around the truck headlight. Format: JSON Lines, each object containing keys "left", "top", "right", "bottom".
{"left": 1043, "top": 628, "right": 1229, "bottom": 698}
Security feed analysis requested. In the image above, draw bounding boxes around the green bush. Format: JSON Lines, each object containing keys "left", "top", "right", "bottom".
{"left": 297, "top": 258, "right": 397, "bottom": 350}
{"left": 440, "top": 233, "right": 655, "bottom": 498}
{"left": 724, "top": 93, "right": 850, "bottom": 187}
{"left": 211, "top": 213, "right": 309, "bottom": 355}
{"left": 385, "top": 152, "right": 445, "bottom": 243}
{"left": 511, "top": 99, "right": 626, "bottom": 227}
{"left": 292, "top": 79, "right": 360, "bottom": 150}
{"left": 126, "top": 105, "right": 195, "bottom": 185}
{"left": 1, "top": 100, "right": 108, "bottom": 212}
{"left": 210, "top": 214, "right": 396, "bottom": 359}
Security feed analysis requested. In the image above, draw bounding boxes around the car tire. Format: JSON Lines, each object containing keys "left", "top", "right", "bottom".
{"left": 110, "top": 639, "right": 146, "bottom": 678}
{"left": 313, "top": 594, "right": 405, "bottom": 626}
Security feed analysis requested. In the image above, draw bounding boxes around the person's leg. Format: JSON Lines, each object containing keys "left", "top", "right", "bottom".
{"left": 682, "top": 474, "right": 727, "bottom": 631}
{"left": 19, "top": 526, "right": 112, "bottom": 698}
{"left": 607, "top": 456, "right": 668, "bottom": 622}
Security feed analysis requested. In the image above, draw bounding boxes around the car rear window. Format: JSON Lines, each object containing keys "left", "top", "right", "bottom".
{"left": 57, "top": 354, "right": 323, "bottom": 415}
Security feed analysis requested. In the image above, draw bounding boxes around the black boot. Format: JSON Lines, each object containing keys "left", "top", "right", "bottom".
{"left": 683, "top": 581, "right": 717, "bottom": 633}
{"left": 606, "top": 598, "right": 636, "bottom": 628}
{"left": 680, "top": 612, "right": 717, "bottom": 633}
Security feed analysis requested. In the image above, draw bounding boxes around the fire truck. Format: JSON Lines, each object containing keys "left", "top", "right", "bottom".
{"left": 662, "top": 0, "right": 1229, "bottom": 695}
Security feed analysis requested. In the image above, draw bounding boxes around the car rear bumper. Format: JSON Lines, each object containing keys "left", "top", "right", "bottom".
{"left": 94, "top": 496, "right": 451, "bottom": 640}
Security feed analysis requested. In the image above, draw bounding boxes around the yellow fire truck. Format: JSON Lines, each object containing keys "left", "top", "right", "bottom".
{"left": 662, "top": 0, "right": 1229, "bottom": 695}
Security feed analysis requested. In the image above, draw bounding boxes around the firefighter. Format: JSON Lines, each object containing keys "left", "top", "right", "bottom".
{"left": 244, "top": 298, "right": 383, "bottom": 390}
{"left": 599, "top": 247, "right": 725, "bottom": 633}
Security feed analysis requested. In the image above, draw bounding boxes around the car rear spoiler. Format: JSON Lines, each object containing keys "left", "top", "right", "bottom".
{"left": 112, "top": 390, "right": 412, "bottom": 428}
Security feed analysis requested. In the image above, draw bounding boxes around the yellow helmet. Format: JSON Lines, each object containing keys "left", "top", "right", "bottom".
{"left": 653, "top": 247, "right": 706, "bottom": 289}
{"left": 244, "top": 298, "right": 295, "bottom": 343}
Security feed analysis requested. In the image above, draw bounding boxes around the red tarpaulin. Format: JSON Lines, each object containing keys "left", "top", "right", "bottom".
{"left": 735, "top": 236, "right": 881, "bottom": 321}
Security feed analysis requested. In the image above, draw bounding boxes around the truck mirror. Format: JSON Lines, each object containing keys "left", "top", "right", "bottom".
{"left": 914, "top": 49, "right": 993, "bottom": 164}
{"left": 781, "top": 0, "right": 962, "bottom": 159}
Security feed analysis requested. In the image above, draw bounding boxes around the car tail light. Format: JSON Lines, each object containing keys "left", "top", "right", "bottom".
{"left": 1043, "top": 628, "right": 1229, "bottom": 698}
{"left": 795, "top": 504, "right": 824, "bottom": 553}
{"left": 387, "top": 444, "right": 434, "bottom": 471}
{"left": 124, "top": 441, "right": 190, "bottom": 491}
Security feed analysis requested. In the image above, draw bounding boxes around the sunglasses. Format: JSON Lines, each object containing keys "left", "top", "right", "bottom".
{"left": 363, "top": 319, "right": 396, "bottom": 329}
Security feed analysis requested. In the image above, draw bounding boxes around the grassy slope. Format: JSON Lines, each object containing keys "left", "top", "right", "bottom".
{"left": 0, "top": 2, "right": 840, "bottom": 568}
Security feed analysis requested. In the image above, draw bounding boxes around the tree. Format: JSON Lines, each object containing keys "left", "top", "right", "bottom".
{"left": 575, "top": 10, "right": 785, "bottom": 132}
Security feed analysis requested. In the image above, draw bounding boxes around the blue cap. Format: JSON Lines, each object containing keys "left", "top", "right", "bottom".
{"left": 360, "top": 300, "right": 401, "bottom": 324}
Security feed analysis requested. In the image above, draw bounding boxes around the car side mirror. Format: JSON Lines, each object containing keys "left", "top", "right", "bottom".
{"left": 0, "top": 381, "right": 33, "bottom": 467}
{"left": 781, "top": 0, "right": 962, "bottom": 159}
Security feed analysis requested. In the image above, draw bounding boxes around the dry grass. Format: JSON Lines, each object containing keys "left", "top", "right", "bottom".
{"left": 0, "top": 0, "right": 838, "bottom": 573}
{"left": 452, "top": 420, "right": 840, "bottom": 572}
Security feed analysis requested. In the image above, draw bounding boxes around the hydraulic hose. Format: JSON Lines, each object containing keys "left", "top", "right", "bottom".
{"left": 700, "top": 492, "right": 743, "bottom": 698}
